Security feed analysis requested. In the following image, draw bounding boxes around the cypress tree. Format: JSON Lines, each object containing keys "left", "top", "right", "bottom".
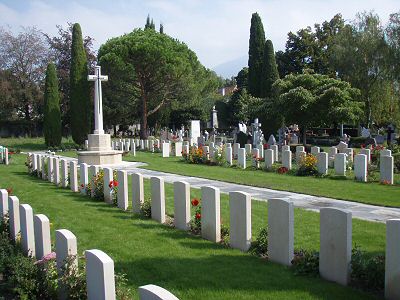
{"left": 70, "top": 23, "right": 90, "bottom": 145}
{"left": 248, "top": 12, "right": 265, "bottom": 98}
{"left": 261, "top": 40, "right": 279, "bottom": 98}
{"left": 44, "top": 63, "right": 62, "bottom": 147}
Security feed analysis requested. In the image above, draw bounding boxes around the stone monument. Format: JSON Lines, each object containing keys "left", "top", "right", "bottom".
{"left": 78, "top": 66, "right": 122, "bottom": 165}
{"left": 211, "top": 106, "right": 218, "bottom": 129}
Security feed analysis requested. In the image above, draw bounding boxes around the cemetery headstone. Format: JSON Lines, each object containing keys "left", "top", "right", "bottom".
{"left": 20, "top": 204, "right": 35, "bottom": 257}
{"left": 380, "top": 155, "right": 394, "bottom": 185}
{"left": 319, "top": 208, "right": 352, "bottom": 286}
{"left": 34, "top": 214, "right": 51, "bottom": 260}
{"left": 174, "top": 181, "right": 191, "bottom": 231}
{"left": 334, "top": 153, "right": 346, "bottom": 176}
{"left": 354, "top": 154, "right": 367, "bottom": 182}
{"left": 151, "top": 177, "right": 166, "bottom": 224}
{"left": 268, "top": 198, "right": 294, "bottom": 266}
{"left": 201, "top": 186, "right": 221, "bottom": 243}
{"left": 317, "top": 152, "right": 328, "bottom": 175}
{"left": 132, "top": 173, "right": 144, "bottom": 214}
{"left": 229, "top": 191, "right": 251, "bottom": 251}
{"left": 282, "top": 150, "right": 292, "bottom": 170}
{"left": 117, "top": 170, "right": 128, "bottom": 210}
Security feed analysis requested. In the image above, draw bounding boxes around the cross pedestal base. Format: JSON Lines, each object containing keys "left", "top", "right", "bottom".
{"left": 78, "top": 133, "right": 122, "bottom": 165}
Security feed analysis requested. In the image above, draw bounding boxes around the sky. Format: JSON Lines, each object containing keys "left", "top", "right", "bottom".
{"left": 0, "top": 0, "right": 399, "bottom": 77}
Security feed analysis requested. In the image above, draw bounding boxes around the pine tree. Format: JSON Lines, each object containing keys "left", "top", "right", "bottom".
{"left": 69, "top": 23, "right": 90, "bottom": 145}
{"left": 145, "top": 15, "right": 151, "bottom": 29}
{"left": 160, "top": 23, "right": 164, "bottom": 34}
{"left": 43, "top": 63, "right": 62, "bottom": 147}
{"left": 261, "top": 40, "right": 279, "bottom": 98}
{"left": 248, "top": 13, "right": 265, "bottom": 98}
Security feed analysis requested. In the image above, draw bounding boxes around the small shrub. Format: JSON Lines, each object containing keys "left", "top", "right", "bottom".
{"left": 351, "top": 246, "right": 384, "bottom": 291}
{"left": 296, "top": 154, "right": 318, "bottom": 176}
{"left": 291, "top": 249, "right": 319, "bottom": 276}
{"left": 249, "top": 227, "right": 268, "bottom": 257}
{"left": 220, "top": 223, "right": 230, "bottom": 245}
{"left": 140, "top": 198, "right": 152, "bottom": 218}
{"left": 58, "top": 255, "right": 87, "bottom": 299}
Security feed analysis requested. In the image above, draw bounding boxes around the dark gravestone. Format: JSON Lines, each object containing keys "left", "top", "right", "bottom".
{"left": 237, "top": 131, "right": 248, "bottom": 148}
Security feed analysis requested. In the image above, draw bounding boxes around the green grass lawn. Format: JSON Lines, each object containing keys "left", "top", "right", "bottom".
{"left": 0, "top": 154, "right": 385, "bottom": 299}
{"left": 1, "top": 136, "right": 398, "bottom": 207}
{"left": 123, "top": 151, "right": 400, "bottom": 208}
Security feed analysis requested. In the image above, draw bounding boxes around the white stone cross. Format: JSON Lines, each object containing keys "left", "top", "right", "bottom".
{"left": 88, "top": 66, "right": 108, "bottom": 134}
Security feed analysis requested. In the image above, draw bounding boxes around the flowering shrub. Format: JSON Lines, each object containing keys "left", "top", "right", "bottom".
{"left": 190, "top": 198, "right": 201, "bottom": 234}
{"left": 85, "top": 170, "right": 118, "bottom": 203}
{"left": 277, "top": 166, "right": 288, "bottom": 174}
{"left": 381, "top": 180, "right": 392, "bottom": 185}
{"left": 291, "top": 249, "right": 319, "bottom": 276}
{"left": 297, "top": 154, "right": 318, "bottom": 176}
{"left": 183, "top": 147, "right": 205, "bottom": 164}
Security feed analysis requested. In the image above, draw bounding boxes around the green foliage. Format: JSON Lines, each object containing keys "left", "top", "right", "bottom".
{"left": 98, "top": 28, "right": 219, "bottom": 138}
{"left": 70, "top": 23, "right": 90, "bottom": 145}
{"left": 291, "top": 249, "right": 320, "bottom": 276}
{"left": 249, "top": 227, "right": 268, "bottom": 257}
{"left": 43, "top": 63, "right": 61, "bottom": 147}
{"left": 330, "top": 12, "right": 391, "bottom": 127}
{"left": 351, "top": 246, "right": 385, "bottom": 291}
{"left": 248, "top": 13, "right": 265, "bottom": 97}
{"left": 273, "top": 72, "right": 363, "bottom": 144}
{"left": 261, "top": 40, "right": 279, "bottom": 98}
{"left": 140, "top": 198, "right": 152, "bottom": 218}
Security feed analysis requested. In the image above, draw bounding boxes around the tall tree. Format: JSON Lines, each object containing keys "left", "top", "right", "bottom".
{"left": 69, "top": 23, "right": 90, "bottom": 145}
{"left": 273, "top": 71, "right": 363, "bottom": 145}
{"left": 98, "top": 28, "right": 218, "bottom": 138}
{"left": 44, "top": 23, "right": 96, "bottom": 134}
{"left": 43, "top": 63, "right": 61, "bottom": 147}
{"left": 331, "top": 12, "right": 389, "bottom": 127}
{"left": 0, "top": 26, "right": 50, "bottom": 122}
{"left": 248, "top": 13, "right": 265, "bottom": 97}
{"left": 261, "top": 39, "right": 279, "bottom": 98}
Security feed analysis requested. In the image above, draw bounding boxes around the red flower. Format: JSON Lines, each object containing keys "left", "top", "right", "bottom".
{"left": 113, "top": 180, "right": 119, "bottom": 187}
{"left": 109, "top": 181, "right": 113, "bottom": 188}
{"left": 195, "top": 213, "right": 201, "bottom": 219}
{"left": 191, "top": 198, "right": 199, "bottom": 206}
{"left": 361, "top": 144, "right": 365, "bottom": 149}
{"left": 6, "top": 188, "right": 12, "bottom": 195}
{"left": 80, "top": 184, "right": 84, "bottom": 188}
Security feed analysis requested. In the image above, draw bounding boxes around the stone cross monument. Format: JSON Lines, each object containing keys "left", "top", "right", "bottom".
{"left": 77, "top": 65, "right": 122, "bottom": 165}
{"left": 88, "top": 66, "right": 108, "bottom": 134}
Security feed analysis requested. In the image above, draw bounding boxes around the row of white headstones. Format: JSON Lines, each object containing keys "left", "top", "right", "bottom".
{"left": 112, "top": 138, "right": 395, "bottom": 184}
{"left": 4, "top": 153, "right": 180, "bottom": 300}
{"left": 0, "top": 146, "right": 9, "bottom": 165}
{"left": 29, "top": 152, "right": 400, "bottom": 299}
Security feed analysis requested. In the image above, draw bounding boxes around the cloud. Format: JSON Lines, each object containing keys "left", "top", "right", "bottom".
{"left": 0, "top": 0, "right": 398, "bottom": 73}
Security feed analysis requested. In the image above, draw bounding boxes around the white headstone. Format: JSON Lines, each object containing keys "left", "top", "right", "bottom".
{"left": 151, "top": 177, "right": 166, "bottom": 223}
{"left": 60, "top": 159, "right": 68, "bottom": 188}
{"left": 282, "top": 150, "right": 292, "bottom": 170}
{"left": 380, "top": 155, "right": 394, "bottom": 185}
{"left": 317, "top": 152, "right": 328, "bottom": 175}
{"left": 385, "top": 219, "right": 400, "bottom": 300}
{"left": 0, "top": 189, "right": 8, "bottom": 218}
{"left": 103, "top": 167, "right": 113, "bottom": 204}
{"left": 334, "top": 153, "right": 346, "bottom": 176}
{"left": 20, "top": 204, "right": 35, "bottom": 257}
{"left": 311, "top": 146, "right": 320, "bottom": 155}
{"left": 264, "top": 149, "right": 274, "bottom": 169}
{"left": 225, "top": 146, "right": 233, "bottom": 166}
{"left": 360, "top": 148, "right": 371, "bottom": 164}
{"left": 175, "top": 142, "right": 182, "bottom": 157}
{"left": 132, "top": 173, "right": 144, "bottom": 214}
{"left": 56, "top": 229, "right": 77, "bottom": 284}
{"left": 138, "top": 284, "right": 179, "bottom": 300}
{"left": 237, "top": 148, "right": 246, "bottom": 169}
{"left": 268, "top": 198, "right": 294, "bottom": 266}
{"left": 34, "top": 214, "right": 51, "bottom": 260}
{"left": 189, "top": 120, "right": 201, "bottom": 146}
{"left": 69, "top": 161, "right": 78, "bottom": 192}
{"left": 8, "top": 196, "right": 20, "bottom": 241}
{"left": 354, "top": 154, "right": 367, "bottom": 182}
{"left": 80, "top": 163, "right": 89, "bottom": 195}
{"left": 270, "top": 145, "right": 278, "bottom": 162}
{"left": 229, "top": 191, "right": 251, "bottom": 251}
{"left": 201, "top": 186, "right": 221, "bottom": 243}
{"left": 117, "top": 170, "right": 128, "bottom": 210}
{"left": 319, "top": 208, "right": 352, "bottom": 286}
{"left": 174, "top": 181, "right": 191, "bottom": 231}
{"left": 54, "top": 157, "right": 60, "bottom": 185}
{"left": 85, "top": 249, "right": 116, "bottom": 300}
{"left": 162, "top": 142, "right": 170, "bottom": 158}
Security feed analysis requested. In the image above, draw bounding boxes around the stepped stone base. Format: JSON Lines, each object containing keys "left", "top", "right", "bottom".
{"left": 78, "top": 133, "right": 122, "bottom": 165}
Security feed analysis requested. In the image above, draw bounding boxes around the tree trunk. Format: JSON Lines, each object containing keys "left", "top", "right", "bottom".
{"left": 366, "top": 96, "right": 372, "bottom": 128}
{"left": 302, "top": 126, "right": 307, "bottom": 146}
{"left": 140, "top": 94, "right": 148, "bottom": 139}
